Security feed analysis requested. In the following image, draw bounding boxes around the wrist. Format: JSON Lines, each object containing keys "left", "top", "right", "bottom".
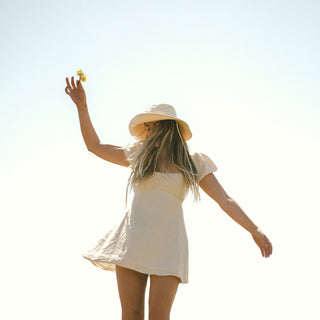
{"left": 77, "top": 103, "right": 87, "bottom": 110}
{"left": 250, "top": 226, "right": 259, "bottom": 235}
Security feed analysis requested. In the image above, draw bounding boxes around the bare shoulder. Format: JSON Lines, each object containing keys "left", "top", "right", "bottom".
{"left": 87, "top": 143, "right": 129, "bottom": 167}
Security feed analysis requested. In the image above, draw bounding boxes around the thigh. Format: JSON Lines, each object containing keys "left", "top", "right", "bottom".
{"left": 148, "top": 274, "right": 180, "bottom": 320}
{"left": 115, "top": 265, "right": 148, "bottom": 316}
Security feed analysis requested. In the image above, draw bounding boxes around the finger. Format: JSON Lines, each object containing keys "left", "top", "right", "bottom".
{"left": 262, "top": 242, "right": 268, "bottom": 257}
{"left": 77, "top": 79, "right": 84, "bottom": 89}
{"left": 253, "top": 233, "right": 267, "bottom": 257}
{"left": 265, "top": 247, "right": 269, "bottom": 257}
{"left": 259, "top": 243, "right": 264, "bottom": 257}
{"left": 266, "top": 243, "right": 272, "bottom": 257}
{"left": 262, "top": 236, "right": 270, "bottom": 257}
{"left": 65, "top": 86, "right": 70, "bottom": 95}
{"left": 262, "top": 246, "right": 266, "bottom": 257}
{"left": 264, "top": 243, "right": 270, "bottom": 257}
{"left": 71, "top": 76, "right": 76, "bottom": 89}
{"left": 66, "top": 77, "right": 72, "bottom": 89}
{"left": 267, "top": 239, "right": 272, "bottom": 257}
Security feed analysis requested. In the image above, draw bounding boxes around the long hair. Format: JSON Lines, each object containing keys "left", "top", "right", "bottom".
{"left": 126, "top": 120, "right": 200, "bottom": 204}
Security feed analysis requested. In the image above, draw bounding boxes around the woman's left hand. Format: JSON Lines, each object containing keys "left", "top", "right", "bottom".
{"left": 251, "top": 228, "right": 273, "bottom": 258}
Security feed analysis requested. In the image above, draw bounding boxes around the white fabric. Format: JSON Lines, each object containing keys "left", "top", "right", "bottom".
{"left": 82, "top": 142, "right": 217, "bottom": 283}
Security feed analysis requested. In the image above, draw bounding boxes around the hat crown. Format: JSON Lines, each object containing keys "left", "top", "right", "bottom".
{"left": 128, "top": 103, "right": 192, "bottom": 141}
{"left": 145, "top": 104, "right": 177, "bottom": 118}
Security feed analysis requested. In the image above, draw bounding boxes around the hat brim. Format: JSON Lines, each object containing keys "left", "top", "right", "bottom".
{"left": 129, "top": 113, "right": 192, "bottom": 141}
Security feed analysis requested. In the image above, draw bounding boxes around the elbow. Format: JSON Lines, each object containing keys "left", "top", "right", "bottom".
{"left": 87, "top": 145, "right": 94, "bottom": 152}
{"left": 86, "top": 143, "right": 98, "bottom": 153}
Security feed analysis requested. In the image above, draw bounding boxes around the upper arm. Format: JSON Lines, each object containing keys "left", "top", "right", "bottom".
{"left": 199, "top": 173, "right": 230, "bottom": 207}
{"left": 87, "top": 144, "right": 130, "bottom": 167}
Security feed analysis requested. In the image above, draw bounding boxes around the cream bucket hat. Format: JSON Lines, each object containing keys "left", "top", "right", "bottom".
{"left": 129, "top": 104, "right": 192, "bottom": 141}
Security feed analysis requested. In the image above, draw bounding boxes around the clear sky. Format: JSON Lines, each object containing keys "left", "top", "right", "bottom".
{"left": 1, "top": 0, "right": 319, "bottom": 319}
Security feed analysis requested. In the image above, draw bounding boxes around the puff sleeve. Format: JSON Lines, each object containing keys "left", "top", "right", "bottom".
{"left": 192, "top": 152, "right": 218, "bottom": 182}
{"left": 122, "top": 142, "right": 143, "bottom": 165}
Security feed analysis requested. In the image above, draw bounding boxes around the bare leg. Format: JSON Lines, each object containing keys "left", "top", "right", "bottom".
{"left": 116, "top": 265, "right": 149, "bottom": 320}
{"left": 148, "top": 274, "right": 180, "bottom": 320}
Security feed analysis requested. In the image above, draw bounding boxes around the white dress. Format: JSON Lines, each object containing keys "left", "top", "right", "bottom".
{"left": 82, "top": 142, "right": 217, "bottom": 283}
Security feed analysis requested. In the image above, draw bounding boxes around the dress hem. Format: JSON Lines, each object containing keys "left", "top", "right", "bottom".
{"left": 82, "top": 254, "right": 188, "bottom": 284}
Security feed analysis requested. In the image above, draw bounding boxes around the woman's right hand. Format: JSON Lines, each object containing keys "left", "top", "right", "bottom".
{"left": 65, "top": 76, "right": 87, "bottom": 108}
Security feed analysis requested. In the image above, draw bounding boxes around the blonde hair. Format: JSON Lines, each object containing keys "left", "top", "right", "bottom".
{"left": 126, "top": 120, "right": 200, "bottom": 204}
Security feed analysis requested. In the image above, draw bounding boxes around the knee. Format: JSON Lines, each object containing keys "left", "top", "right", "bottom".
{"left": 122, "top": 309, "right": 144, "bottom": 320}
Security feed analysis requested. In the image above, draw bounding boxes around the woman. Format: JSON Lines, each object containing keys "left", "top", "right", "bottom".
{"left": 65, "top": 76, "right": 272, "bottom": 320}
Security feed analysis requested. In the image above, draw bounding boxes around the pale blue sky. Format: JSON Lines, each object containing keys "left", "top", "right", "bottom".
{"left": 1, "top": 1, "right": 319, "bottom": 319}
{"left": 1, "top": 0, "right": 319, "bottom": 172}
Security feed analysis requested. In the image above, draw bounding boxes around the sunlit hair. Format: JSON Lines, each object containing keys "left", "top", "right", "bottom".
{"left": 126, "top": 120, "right": 200, "bottom": 204}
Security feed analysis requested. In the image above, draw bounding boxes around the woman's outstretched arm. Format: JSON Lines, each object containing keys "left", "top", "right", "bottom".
{"left": 65, "top": 76, "right": 129, "bottom": 167}
{"left": 199, "top": 173, "right": 273, "bottom": 258}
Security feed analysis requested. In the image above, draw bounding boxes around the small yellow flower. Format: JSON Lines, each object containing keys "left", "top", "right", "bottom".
{"left": 77, "top": 69, "right": 87, "bottom": 82}
{"left": 77, "top": 69, "right": 84, "bottom": 76}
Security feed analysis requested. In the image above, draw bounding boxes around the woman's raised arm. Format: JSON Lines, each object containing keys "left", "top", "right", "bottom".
{"left": 65, "top": 76, "right": 129, "bottom": 167}
{"left": 199, "top": 173, "right": 273, "bottom": 258}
